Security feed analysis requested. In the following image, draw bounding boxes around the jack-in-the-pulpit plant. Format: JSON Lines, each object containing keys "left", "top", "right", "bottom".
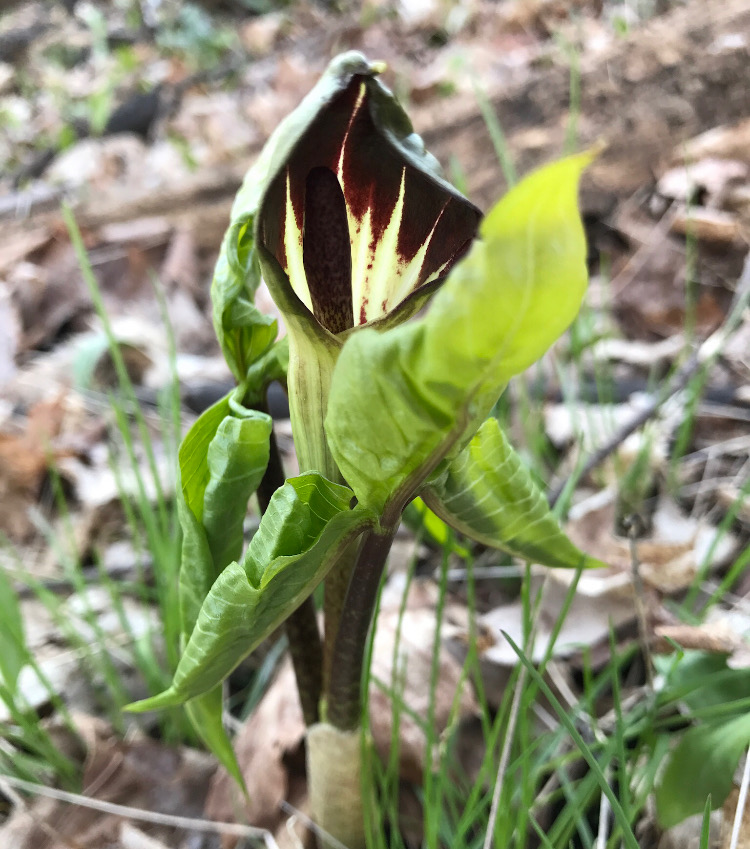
{"left": 129, "top": 52, "right": 604, "bottom": 848}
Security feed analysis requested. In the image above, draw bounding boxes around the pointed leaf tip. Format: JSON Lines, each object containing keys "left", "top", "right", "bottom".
{"left": 124, "top": 688, "right": 184, "bottom": 713}
{"left": 422, "top": 417, "right": 606, "bottom": 570}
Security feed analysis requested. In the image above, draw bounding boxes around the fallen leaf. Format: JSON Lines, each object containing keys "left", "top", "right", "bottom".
{"left": 654, "top": 620, "right": 749, "bottom": 657}
{"left": 0, "top": 715, "right": 216, "bottom": 849}
{"left": 566, "top": 492, "right": 737, "bottom": 593}
{"left": 657, "top": 158, "right": 748, "bottom": 207}
{"left": 0, "top": 395, "right": 68, "bottom": 541}
{"left": 721, "top": 785, "right": 750, "bottom": 849}
{"left": 370, "top": 577, "right": 478, "bottom": 784}
{"left": 657, "top": 810, "right": 722, "bottom": 849}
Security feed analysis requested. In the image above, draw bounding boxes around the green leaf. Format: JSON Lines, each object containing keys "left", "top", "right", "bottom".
{"left": 202, "top": 412, "right": 273, "bottom": 575}
{"left": 179, "top": 394, "right": 231, "bottom": 525}
{"left": 422, "top": 417, "right": 604, "bottom": 569}
{"left": 128, "top": 474, "right": 375, "bottom": 710}
{"left": 186, "top": 688, "right": 246, "bottom": 790}
{"left": 177, "top": 394, "right": 272, "bottom": 632}
{"left": 655, "top": 651, "right": 750, "bottom": 714}
{"left": 325, "top": 153, "right": 593, "bottom": 517}
{"left": 174, "top": 393, "right": 271, "bottom": 784}
{"left": 211, "top": 219, "right": 266, "bottom": 384}
{"left": 211, "top": 216, "right": 289, "bottom": 395}
{"left": 403, "top": 497, "right": 469, "bottom": 558}
{"left": 0, "top": 566, "right": 27, "bottom": 693}
{"left": 656, "top": 713, "right": 750, "bottom": 828}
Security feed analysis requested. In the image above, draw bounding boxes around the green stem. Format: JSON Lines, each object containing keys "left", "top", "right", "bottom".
{"left": 326, "top": 525, "right": 397, "bottom": 730}
{"left": 257, "top": 414, "right": 322, "bottom": 726}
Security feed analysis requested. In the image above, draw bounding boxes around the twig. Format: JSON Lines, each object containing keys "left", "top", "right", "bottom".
{"left": 483, "top": 664, "right": 528, "bottom": 849}
{"left": 278, "top": 800, "right": 350, "bottom": 849}
{"left": 595, "top": 770, "right": 612, "bottom": 849}
{"left": 0, "top": 774, "right": 279, "bottom": 849}
{"left": 550, "top": 251, "right": 750, "bottom": 508}
{"left": 729, "top": 747, "right": 750, "bottom": 849}
{"left": 626, "top": 523, "right": 655, "bottom": 692}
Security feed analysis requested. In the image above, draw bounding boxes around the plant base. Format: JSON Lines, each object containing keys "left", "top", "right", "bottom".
{"left": 307, "top": 722, "right": 366, "bottom": 849}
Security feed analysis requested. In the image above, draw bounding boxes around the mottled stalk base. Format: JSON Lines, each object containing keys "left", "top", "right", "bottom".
{"left": 307, "top": 723, "right": 366, "bottom": 849}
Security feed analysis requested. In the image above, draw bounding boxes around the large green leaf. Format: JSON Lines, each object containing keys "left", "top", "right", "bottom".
{"left": 175, "top": 392, "right": 272, "bottom": 784}
{"left": 128, "top": 474, "right": 375, "bottom": 710}
{"left": 422, "top": 417, "right": 604, "bottom": 569}
{"left": 178, "top": 394, "right": 272, "bottom": 631}
{"left": 325, "top": 153, "right": 592, "bottom": 518}
{"left": 202, "top": 412, "right": 273, "bottom": 575}
{"left": 656, "top": 713, "right": 750, "bottom": 828}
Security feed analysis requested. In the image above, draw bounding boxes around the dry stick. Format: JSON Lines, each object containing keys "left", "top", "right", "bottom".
{"left": 549, "top": 251, "right": 750, "bottom": 509}
{"left": 627, "top": 526, "right": 655, "bottom": 692}
{"left": 482, "top": 663, "right": 528, "bottom": 849}
{"left": 0, "top": 774, "right": 280, "bottom": 849}
{"left": 729, "top": 747, "right": 750, "bottom": 849}
{"left": 595, "top": 770, "right": 612, "bottom": 849}
{"left": 278, "top": 800, "right": 350, "bottom": 849}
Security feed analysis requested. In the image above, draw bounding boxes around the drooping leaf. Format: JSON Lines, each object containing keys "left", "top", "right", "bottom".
{"left": 179, "top": 394, "right": 231, "bottom": 526}
{"left": 128, "top": 474, "right": 375, "bottom": 710}
{"left": 422, "top": 417, "right": 604, "bottom": 569}
{"left": 186, "top": 688, "right": 246, "bottom": 789}
{"left": 212, "top": 218, "right": 271, "bottom": 384}
{"left": 202, "top": 412, "right": 273, "bottom": 575}
{"left": 325, "top": 153, "right": 593, "bottom": 517}
{"left": 178, "top": 393, "right": 272, "bottom": 631}
{"left": 0, "top": 566, "right": 27, "bottom": 693}
{"left": 656, "top": 713, "right": 750, "bottom": 828}
{"left": 174, "top": 391, "right": 272, "bottom": 783}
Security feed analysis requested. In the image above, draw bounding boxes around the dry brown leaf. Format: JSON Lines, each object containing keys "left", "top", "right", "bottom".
{"left": 370, "top": 577, "right": 478, "bottom": 784}
{"left": 0, "top": 395, "right": 68, "bottom": 540}
{"left": 8, "top": 239, "right": 91, "bottom": 353}
{"left": 566, "top": 493, "right": 737, "bottom": 593}
{"left": 658, "top": 809, "right": 722, "bottom": 849}
{"left": 682, "top": 118, "right": 750, "bottom": 165}
{"left": 654, "top": 620, "right": 748, "bottom": 656}
{"left": 721, "top": 784, "right": 750, "bottom": 849}
{"left": 657, "top": 158, "right": 748, "bottom": 207}
{"left": 478, "top": 566, "right": 636, "bottom": 672}
{"left": 671, "top": 206, "right": 745, "bottom": 245}
{"left": 0, "top": 225, "right": 52, "bottom": 275}
{"left": 0, "top": 715, "right": 216, "bottom": 849}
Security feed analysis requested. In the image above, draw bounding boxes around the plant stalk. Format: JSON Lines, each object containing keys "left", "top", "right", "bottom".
{"left": 257, "top": 411, "right": 322, "bottom": 726}
{"left": 321, "top": 543, "right": 357, "bottom": 699}
{"left": 307, "top": 525, "right": 395, "bottom": 849}
{"left": 326, "top": 525, "right": 397, "bottom": 730}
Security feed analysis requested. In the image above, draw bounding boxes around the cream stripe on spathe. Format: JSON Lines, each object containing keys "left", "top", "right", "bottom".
{"left": 283, "top": 168, "right": 312, "bottom": 312}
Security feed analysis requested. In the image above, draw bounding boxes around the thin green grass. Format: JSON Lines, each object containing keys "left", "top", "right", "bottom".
{"left": 0, "top": 208, "right": 196, "bottom": 781}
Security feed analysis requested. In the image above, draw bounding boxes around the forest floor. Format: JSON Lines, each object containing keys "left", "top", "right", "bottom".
{"left": 1, "top": 1, "right": 750, "bottom": 848}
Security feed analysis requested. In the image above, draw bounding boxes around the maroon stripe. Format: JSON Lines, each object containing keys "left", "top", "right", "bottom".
{"left": 303, "top": 167, "right": 354, "bottom": 334}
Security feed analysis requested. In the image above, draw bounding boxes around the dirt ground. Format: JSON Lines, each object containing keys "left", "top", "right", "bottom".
{"left": 1, "top": 0, "right": 750, "bottom": 847}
